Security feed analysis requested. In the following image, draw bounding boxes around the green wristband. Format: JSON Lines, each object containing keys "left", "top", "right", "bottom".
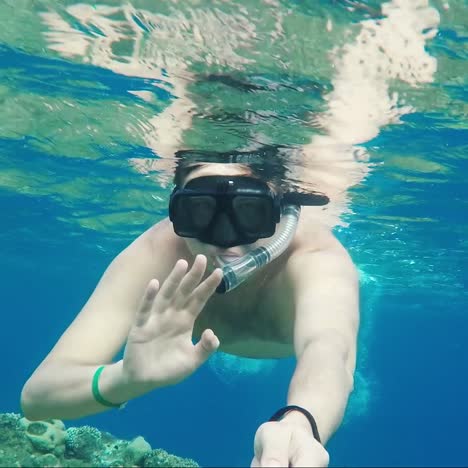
{"left": 92, "top": 366, "right": 126, "bottom": 409}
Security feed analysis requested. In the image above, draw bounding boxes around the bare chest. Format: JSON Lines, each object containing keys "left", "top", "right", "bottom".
{"left": 193, "top": 273, "right": 295, "bottom": 358}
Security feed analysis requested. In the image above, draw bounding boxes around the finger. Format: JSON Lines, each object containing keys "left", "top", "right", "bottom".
{"left": 291, "top": 439, "right": 329, "bottom": 468}
{"left": 255, "top": 423, "right": 290, "bottom": 468}
{"left": 259, "top": 456, "right": 287, "bottom": 467}
{"left": 192, "top": 328, "right": 220, "bottom": 367}
{"left": 174, "top": 255, "right": 207, "bottom": 304}
{"left": 156, "top": 259, "right": 188, "bottom": 303}
{"left": 293, "top": 450, "right": 329, "bottom": 468}
{"left": 188, "top": 268, "right": 223, "bottom": 315}
{"left": 134, "top": 279, "right": 159, "bottom": 327}
{"left": 250, "top": 456, "right": 260, "bottom": 468}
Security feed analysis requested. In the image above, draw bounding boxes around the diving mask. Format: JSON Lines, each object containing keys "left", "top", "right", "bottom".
{"left": 169, "top": 176, "right": 281, "bottom": 248}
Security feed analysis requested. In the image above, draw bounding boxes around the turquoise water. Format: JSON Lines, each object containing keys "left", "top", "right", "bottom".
{"left": 1, "top": 1, "right": 467, "bottom": 466}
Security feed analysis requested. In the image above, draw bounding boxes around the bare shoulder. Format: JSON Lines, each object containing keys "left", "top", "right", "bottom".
{"left": 42, "top": 217, "right": 186, "bottom": 366}
{"left": 140, "top": 218, "right": 186, "bottom": 269}
{"left": 286, "top": 208, "right": 358, "bottom": 283}
{"left": 101, "top": 218, "right": 181, "bottom": 285}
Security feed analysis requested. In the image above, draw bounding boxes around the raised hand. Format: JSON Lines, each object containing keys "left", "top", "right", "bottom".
{"left": 122, "top": 254, "right": 223, "bottom": 389}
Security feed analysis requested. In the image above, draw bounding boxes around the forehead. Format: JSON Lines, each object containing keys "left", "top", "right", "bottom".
{"left": 183, "top": 163, "right": 253, "bottom": 186}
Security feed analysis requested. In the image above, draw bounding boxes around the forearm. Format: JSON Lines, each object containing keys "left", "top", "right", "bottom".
{"left": 21, "top": 360, "right": 152, "bottom": 421}
{"left": 284, "top": 343, "right": 354, "bottom": 444}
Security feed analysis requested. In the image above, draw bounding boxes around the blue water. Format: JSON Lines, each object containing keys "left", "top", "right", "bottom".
{"left": 1, "top": 1, "right": 467, "bottom": 467}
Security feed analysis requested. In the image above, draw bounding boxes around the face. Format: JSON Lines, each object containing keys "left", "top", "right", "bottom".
{"left": 175, "top": 163, "right": 280, "bottom": 267}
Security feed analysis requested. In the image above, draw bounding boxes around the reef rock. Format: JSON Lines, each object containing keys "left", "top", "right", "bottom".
{"left": 0, "top": 413, "right": 199, "bottom": 467}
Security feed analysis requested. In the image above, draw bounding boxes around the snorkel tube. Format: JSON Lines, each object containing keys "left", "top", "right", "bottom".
{"left": 215, "top": 204, "right": 301, "bottom": 294}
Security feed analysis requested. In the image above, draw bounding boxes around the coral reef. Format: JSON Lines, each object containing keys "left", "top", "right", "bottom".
{"left": 0, "top": 413, "right": 199, "bottom": 467}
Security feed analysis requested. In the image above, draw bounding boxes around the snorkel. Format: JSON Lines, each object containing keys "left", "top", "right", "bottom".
{"left": 215, "top": 204, "right": 301, "bottom": 293}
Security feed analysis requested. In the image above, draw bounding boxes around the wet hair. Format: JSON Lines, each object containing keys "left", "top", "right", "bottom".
{"left": 173, "top": 145, "right": 330, "bottom": 206}
{"left": 173, "top": 145, "right": 291, "bottom": 189}
{"left": 174, "top": 162, "right": 255, "bottom": 188}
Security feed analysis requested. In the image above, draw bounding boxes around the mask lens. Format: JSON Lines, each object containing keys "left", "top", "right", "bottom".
{"left": 188, "top": 196, "right": 217, "bottom": 229}
{"left": 232, "top": 196, "right": 273, "bottom": 235}
{"left": 173, "top": 195, "right": 216, "bottom": 234}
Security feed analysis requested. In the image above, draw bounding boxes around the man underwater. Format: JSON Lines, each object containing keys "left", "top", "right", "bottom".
{"left": 21, "top": 149, "right": 359, "bottom": 468}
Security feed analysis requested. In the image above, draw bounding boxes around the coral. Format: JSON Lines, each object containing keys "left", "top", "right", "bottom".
{"left": 0, "top": 413, "right": 33, "bottom": 468}
{"left": 142, "top": 449, "right": 199, "bottom": 468}
{"left": 19, "top": 418, "right": 66, "bottom": 456}
{"left": 0, "top": 413, "right": 199, "bottom": 467}
{"left": 32, "top": 453, "right": 60, "bottom": 467}
{"left": 125, "top": 436, "right": 152, "bottom": 465}
{"left": 65, "top": 425, "right": 102, "bottom": 461}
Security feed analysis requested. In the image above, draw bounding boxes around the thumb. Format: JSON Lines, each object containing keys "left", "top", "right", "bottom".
{"left": 192, "top": 329, "right": 220, "bottom": 366}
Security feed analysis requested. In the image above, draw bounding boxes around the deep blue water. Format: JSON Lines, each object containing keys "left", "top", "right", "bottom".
{"left": 3, "top": 192, "right": 467, "bottom": 467}
{"left": 1, "top": 1, "right": 467, "bottom": 467}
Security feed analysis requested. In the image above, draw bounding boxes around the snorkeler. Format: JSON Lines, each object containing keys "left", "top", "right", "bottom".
{"left": 21, "top": 149, "right": 359, "bottom": 468}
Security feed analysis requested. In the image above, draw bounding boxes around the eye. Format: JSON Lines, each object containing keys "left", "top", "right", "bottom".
{"left": 233, "top": 197, "right": 272, "bottom": 232}
{"left": 187, "top": 196, "right": 216, "bottom": 229}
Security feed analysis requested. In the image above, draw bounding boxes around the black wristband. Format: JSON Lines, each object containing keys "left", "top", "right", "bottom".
{"left": 269, "top": 405, "right": 322, "bottom": 444}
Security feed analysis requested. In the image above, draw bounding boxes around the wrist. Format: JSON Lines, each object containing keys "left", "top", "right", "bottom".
{"left": 97, "top": 361, "right": 152, "bottom": 404}
{"left": 280, "top": 409, "right": 313, "bottom": 432}
{"left": 269, "top": 405, "right": 322, "bottom": 443}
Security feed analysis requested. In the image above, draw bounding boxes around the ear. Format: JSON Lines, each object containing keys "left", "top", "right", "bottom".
{"left": 283, "top": 191, "right": 330, "bottom": 206}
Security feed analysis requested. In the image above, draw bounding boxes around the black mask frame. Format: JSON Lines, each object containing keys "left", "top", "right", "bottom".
{"left": 169, "top": 175, "right": 330, "bottom": 248}
{"left": 169, "top": 175, "right": 281, "bottom": 247}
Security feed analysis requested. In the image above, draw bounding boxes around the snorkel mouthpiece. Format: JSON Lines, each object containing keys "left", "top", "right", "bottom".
{"left": 216, "top": 248, "right": 270, "bottom": 294}
{"left": 216, "top": 204, "right": 301, "bottom": 293}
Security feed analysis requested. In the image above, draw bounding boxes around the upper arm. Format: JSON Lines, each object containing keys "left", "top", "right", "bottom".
{"left": 43, "top": 223, "right": 168, "bottom": 366}
{"left": 288, "top": 243, "right": 360, "bottom": 372}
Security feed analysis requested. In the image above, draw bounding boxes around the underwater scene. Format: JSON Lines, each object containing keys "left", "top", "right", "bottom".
{"left": 1, "top": 0, "right": 467, "bottom": 466}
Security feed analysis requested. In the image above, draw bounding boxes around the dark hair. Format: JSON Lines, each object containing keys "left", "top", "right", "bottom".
{"left": 172, "top": 145, "right": 330, "bottom": 206}
{"left": 173, "top": 145, "right": 291, "bottom": 189}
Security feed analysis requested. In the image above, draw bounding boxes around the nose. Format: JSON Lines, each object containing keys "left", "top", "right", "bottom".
{"left": 211, "top": 213, "right": 238, "bottom": 247}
